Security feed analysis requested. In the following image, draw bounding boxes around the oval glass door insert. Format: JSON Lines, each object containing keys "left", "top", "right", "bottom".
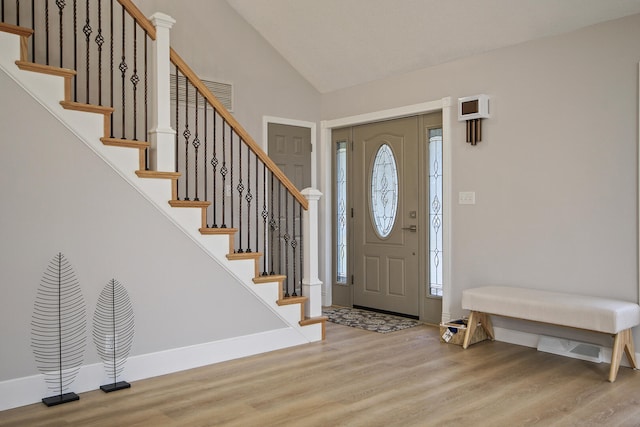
{"left": 370, "top": 143, "right": 398, "bottom": 238}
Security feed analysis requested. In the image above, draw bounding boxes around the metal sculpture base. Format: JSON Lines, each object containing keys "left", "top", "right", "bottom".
{"left": 42, "top": 392, "right": 79, "bottom": 407}
{"left": 100, "top": 381, "right": 131, "bottom": 393}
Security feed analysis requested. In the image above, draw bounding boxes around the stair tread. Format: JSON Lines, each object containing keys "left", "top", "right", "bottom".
{"left": 101, "top": 137, "right": 150, "bottom": 149}
{"left": 299, "top": 316, "right": 328, "bottom": 326}
{"left": 277, "top": 296, "right": 308, "bottom": 306}
{"left": 169, "top": 200, "right": 211, "bottom": 208}
{"left": 60, "top": 100, "right": 114, "bottom": 115}
{"left": 253, "top": 275, "right": 286, "bottom": 284}
{"left": 200, "top": 227, "right": 238, "bottom": 235}
{"left": 227, "top": 252, "right": 262, "bottom": 261}
{"left": 135, "top": 170, "right": 181, "bottom": 179}
{"left": 15, "top": 60, "right": 76, "bottom": 78}
{"left": 0, "top": 22, "right": 34, "bottom": 37}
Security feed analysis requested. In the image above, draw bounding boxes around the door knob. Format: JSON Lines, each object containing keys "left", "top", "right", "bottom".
{"left": 402, "top": 225, "right": 417, "bottom": 232}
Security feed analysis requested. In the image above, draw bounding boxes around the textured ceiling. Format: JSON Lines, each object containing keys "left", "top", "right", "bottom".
{"left": 226, "top": 0, "right": 640, "bottom": 93}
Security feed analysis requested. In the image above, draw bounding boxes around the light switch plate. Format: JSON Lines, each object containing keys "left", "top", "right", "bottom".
{"left": 459, "top": 191, "right": 476, "bottom": 205}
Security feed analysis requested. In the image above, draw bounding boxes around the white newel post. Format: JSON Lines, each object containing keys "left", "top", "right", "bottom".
{"left": 148, "top": 13, "right": 176, "bottom": 171}
{"left": 301, "top": 188, "right": 323, "bottom": 318}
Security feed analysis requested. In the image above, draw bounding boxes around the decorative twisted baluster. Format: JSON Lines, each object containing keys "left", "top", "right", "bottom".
{"left": 236, "top": 134, "right": 244, "bottom": 253}
{"left": 130, "top": 18, "right": 139, "bottom": 139}
{"left": 192, "top": 90, "right": 200, "bottom": 201}
{"left": 44, "top": 0, "right": 49, "bottom": 64}
{"left": 182, "top": 76, "right": 190, "bottom": 200}
{"left": 56, "top": 0, "right": 64, "bottom": 68}
{"left": 96, "top": 0, "right": 104, "bottom": 105}
{"left": 83, "top": 0, "right": 91, "bottom": 104}
{"left": 220, "top": 122, "right": 227, "bottom": 228}
{"left": 261, "top": 165, "right": 268, "bottom": 275}
{"left": 210, "top": 110, "right": 218, "bottom": 228}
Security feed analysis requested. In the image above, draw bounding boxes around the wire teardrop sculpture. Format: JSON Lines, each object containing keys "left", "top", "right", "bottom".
{"left": 92, "top": 278, "right": 135, "bottom": 392}
{"left": 31, "top": 252, "right": 87, "bottom": 406}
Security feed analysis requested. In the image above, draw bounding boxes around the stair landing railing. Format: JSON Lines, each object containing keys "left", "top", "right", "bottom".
{"left": 0, "top": 0, "right": 323, "bottom": 316}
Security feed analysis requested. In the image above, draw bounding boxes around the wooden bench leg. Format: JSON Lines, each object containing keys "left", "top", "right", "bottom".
{"left": 463, "top": 311, "right": 478, "bottom": 349}
{"left": 609, "top": 329, "right": 637, "bottom": 382}
{"left": 477, "top": 312, "right": 495, "bottom": 341}
{"left": 463, "top": 311, "right": 494, "bottom": 349}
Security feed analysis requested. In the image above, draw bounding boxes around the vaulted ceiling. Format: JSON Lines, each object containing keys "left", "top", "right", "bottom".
{"left": 226, "top": 0, "right": 640, "bottom": 93}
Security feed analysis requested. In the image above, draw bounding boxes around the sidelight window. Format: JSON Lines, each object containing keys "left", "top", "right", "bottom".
{"left": 429, "top": 128, "right": 443, "bottom": 297}
{"left": 336, "top": 141, "right": 348, "bottom": 283}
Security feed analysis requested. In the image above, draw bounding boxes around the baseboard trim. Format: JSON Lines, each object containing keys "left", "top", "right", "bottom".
{"left": 0, "top": 327, "right": 305, "bottom": 411}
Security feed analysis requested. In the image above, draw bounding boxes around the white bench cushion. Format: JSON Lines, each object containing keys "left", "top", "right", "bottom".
{"left": 462, "top": 286, "right": 640, "bottom": 334}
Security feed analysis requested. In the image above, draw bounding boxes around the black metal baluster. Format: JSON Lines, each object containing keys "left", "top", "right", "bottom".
{"left": 220, "top": 121, "right": 227, "bottom": 228}
{"left": 83, "top": 0, "right": 91, "bottom": 104}
{"left": 119, "top": 6, "right": 126, "bottom": 138}
{"left": 236, "top": 134, "right": 243, "bottom": 253}
{"left": 291, "top": 195, "right": 298, "bottom": 297}
{"left": 230, "top": 130, "right": 235, "bottom": 234}
{"left": 261, "top": 164, "right": 268, "bottom": 275}
{"left": 16, "top": 0, "right": 19, "bottom": 27}
{"left": 210, "top": 109, "right": 218, "bottom": 228}
{"left": 108, "top": 0, "right": 112, "bottom": 128}
{"left": 143, "top": 33, "right": 148, "bottom": 168}
{"left": 203, "top": 101, "right": 208, "bottom": 208}
{"left": 44, "top": 0, "right": 49, "bottom": 64}
{"left": 246, "top": 147, "right": 252, "bottom": 252}
{"left": 56, "top": 0, "right": 64, "bottom": 68}
{"left": 96, "top": 0, "right": 104, "bottom": 105}
{"left": 182, "top": 78, "right": 190, "bottom": 200}
{"left": 192, "top": 89, "right": 200, "bottom": 201}
{"left": 256, "top": 155, "right": 260, "bottom": 256}
{"left": 30, "top": 0, "right": 34, "bottom": 62}
{"left": 269, "top": 174, "right": 276, "bottom": 275}
{"left": 73, "top": 0, "right": 77, "bottom": 102}
{"left": 2, "top": 1, "right": 5, "bottom": 23}
{"left": 130, "top": 20, "right": 139, "bottom": 140}
{"left": 283, "top": 185, "right": 289, "bottom": 297}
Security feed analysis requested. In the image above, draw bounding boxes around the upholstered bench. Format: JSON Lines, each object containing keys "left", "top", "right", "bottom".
{"left": 461, "top": 286, "right": 640, "bottom": 382}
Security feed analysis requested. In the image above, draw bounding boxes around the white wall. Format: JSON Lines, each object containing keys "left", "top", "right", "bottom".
{"left": 321, "top": 14, "right": 640, "bottom": 343}
{"left": 0, "top": 70, "right": 286, "bottom": 383}
{"left": 134, "top": 0, "right": 322, "bottom": 147}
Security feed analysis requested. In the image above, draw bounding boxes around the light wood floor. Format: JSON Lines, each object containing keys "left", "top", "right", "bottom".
{"left": 2, "top": 322, "right": 640, "bottom": 427}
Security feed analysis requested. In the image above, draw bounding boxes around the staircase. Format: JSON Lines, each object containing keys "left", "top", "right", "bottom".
{"left": 0, "top": 6, "right": 324, "bottom": 345}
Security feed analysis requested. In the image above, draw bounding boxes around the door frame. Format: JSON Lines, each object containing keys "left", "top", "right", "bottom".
{"left": 263, "top": 116, "right": 317, "bottom": 189}
{"left": 321, "top": 97, "right": 453, "bottom": 323}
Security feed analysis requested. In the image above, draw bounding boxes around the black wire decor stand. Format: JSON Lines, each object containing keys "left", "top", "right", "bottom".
{"left": 92, "top": 278, "right": 135, "bottom": 392}
{"left": 31, "top": 253, "right": 87, "bottom": 407}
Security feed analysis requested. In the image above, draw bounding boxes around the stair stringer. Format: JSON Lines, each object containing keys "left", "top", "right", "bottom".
{"left": 0, "top": 29, "right": 323, "bottom": 343}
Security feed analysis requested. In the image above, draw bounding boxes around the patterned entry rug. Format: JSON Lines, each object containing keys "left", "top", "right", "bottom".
{"left": 322, "top": 306, "right": 421, "bottom": 333}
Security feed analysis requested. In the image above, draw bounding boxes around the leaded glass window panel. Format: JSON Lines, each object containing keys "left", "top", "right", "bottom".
{"left": 336, "top": 141, "right": 348, "bottom": 284}
{"left": 370, "top": 143, "right": 398, "bottom": 238}
{"left": 429, "top": 128, "right": 443, "bottom": 297}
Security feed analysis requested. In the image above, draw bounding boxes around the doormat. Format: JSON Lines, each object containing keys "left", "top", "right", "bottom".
{"left": 322, "top": 306, "right": 421, "bottom": 333}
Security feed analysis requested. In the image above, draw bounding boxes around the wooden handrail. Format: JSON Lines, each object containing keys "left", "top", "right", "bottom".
{"left": 118, "top": 0, "right": 156, "bottom": 40}
{"left": 169, "top": 48, "right": 308, "bottom": 210}
{"left": 118, "top": 0, "right": 307, "bottom": 209}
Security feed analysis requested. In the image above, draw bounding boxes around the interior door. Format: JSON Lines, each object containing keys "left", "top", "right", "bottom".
{"left": 267, "top": 123, "right": 312, "bottom": 293}
{"left": 268, "top": 123, "right": 311, "bottom": 189}
{"left": 352, "top": 117, "right": 420, "bottom": 317}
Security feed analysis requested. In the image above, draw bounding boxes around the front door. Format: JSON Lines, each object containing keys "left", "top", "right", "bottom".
{"left": 352, "top": 117, "right": 420, "bottom": 317}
